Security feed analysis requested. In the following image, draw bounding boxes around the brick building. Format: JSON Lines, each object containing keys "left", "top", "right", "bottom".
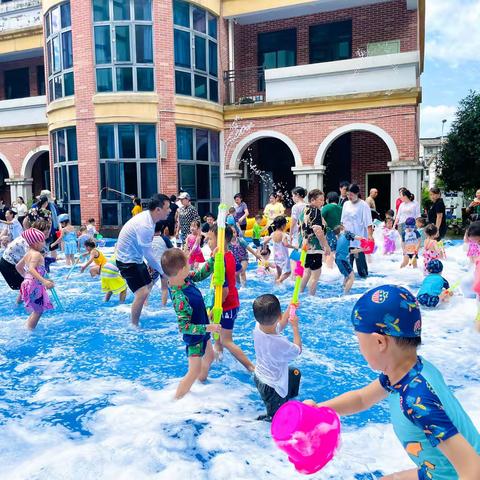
{"left": 0, "top": 0, "right": 424, "bottom": 226}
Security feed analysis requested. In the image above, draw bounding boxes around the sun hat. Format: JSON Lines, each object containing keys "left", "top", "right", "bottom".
{"left": 178, "top": 192, "right": 190, "bottom": 200}
{"left": 58, "top": 213, "right": 70, "bottom": 223}
{"left": 22, "top": 228, "right": 46, "bottom": 246}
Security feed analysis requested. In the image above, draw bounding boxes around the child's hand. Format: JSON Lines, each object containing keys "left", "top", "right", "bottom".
{"left": 289, "top": 314, "right": 299, "bottom": 328}
{"left": 303, "top": 399, "right": 317, "bottom": 408}
{"left": 80, "top": 266, "right": 85, "bottom": 273}
{"left": 211, "top": 247, "right": 219, "bottom": 256}
{"left": 44, "top": 279, "right": 54, "bottom": 289}
{"left": 207, "top": 324, "right": 221, "bottom": 333}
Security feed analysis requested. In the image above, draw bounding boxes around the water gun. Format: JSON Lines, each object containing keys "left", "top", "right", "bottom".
{"left": 45, "top": 272, "right": 63, "bottom": 311}
{"left": 211, "top": 204, "right": 228, "bottom": 340}
{"left": 289, "top": 245, "right": 308, "bottom": 320}
{"left": 440, "top": 280, "right": 460, "bottom": 300}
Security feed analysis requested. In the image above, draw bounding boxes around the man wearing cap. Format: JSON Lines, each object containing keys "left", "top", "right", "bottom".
{"left": 116, "top": 194, "right": 171, "bottom": 326}
{"left": 340, "top": 184, "right": 373, "bottom": 278}
{"left": 176, "top": 192, "right": 200, "bottom": 246}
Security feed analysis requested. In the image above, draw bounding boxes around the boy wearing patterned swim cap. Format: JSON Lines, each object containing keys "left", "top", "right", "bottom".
{"left": 304, "top": 285, "right": 480, "bottom": 479}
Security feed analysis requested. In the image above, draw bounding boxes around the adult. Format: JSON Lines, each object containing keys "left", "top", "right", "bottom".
{"left": 160, "top": 194, "right": 178, "bottom": 238}
{"left": 0, "top": 210, "right": 22, "bottom": 245}
{"left": 116, "top": 194, "right": 171, "bottom": 326}
{"left": 322, "top": 191, "right": 343, "bottom": 269}
{"left": 339, "top": 181, "right": 350, "bottom": 208}
{"left": 340, "top": 184, "right": 373, "bottom": 278}
{"left": 233, "top": 193, "right": 249, "bottom": 231}
{"left": 394, "top": 189, "right": 420, "bottom": 237}
{"left": 428, "top": 187, "right": 447, "bottom": 240}
{"left": 131, "top": 197, "right": 143, "bottom": 216}
{"left": 466, "top": 189, "right": 480, "bottom": 222}
{"left": 176, "top": 192, "right": 200, "bottom": 245}
{"left": 264, "top": 193, "right": 285, "bottom": 234}
{"left": 33, "top": 190, "right": 60, "bottom": 258}
{"left": 395, "top": 187, "right": 406, "bottom": 215}
{"left": 365, "top": 188, "right": 380, "bottom": 221}
{"left": 13, "top": 196, "right": 28, "bottom": 226}
{"left": 289, "top": 187, "right": 307, "bottom": 246}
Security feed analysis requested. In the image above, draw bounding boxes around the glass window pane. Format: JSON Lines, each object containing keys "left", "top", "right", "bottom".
{"left": 113, "top": 0, "right": 130, "bottom": 20}
{"left": 52, "top": 36, "right": 61, "bottom": 73}
{"left": 57, "top": 130, "right": 65, "bottom": 162}
{"left": 69, "top": 165, "right": 80, "bottom": 201}
{"left": 193, "top": 7, "right": 206, "bottom": 33}
{"left": 173, "top": 0, "right": 189, "bottom": 27}
{"left": 194, "top": 36, "right": 206, "bottom": 71}
{"left": 54, "top": 76, "right": 63, "bottom": 99}
{"left": 62, "top": 31, "right": 73, "bottom": 69}
{"left": 134, "top": 0, "right": 152, "bottom": 20}
{"left": 96, "top": 68, "right": 113, "bottom": 92}
{"left": 47, "top": 41, "right": 52, "bottom": 76}
{"left": 194, "top": 74, "right": 207, "bottom": 99}
{"left": 54, "top": 167, "right": 60, "bottom": 199}
{"left": 176, "top": 127, "right": 193, "bottom": 160}
{"left": 95, "top": 26, "right": 111, "bottom": 64}
{"left": 210, "top": 131, "right": 219, "bottom": 162}
{"left": 51, "top": 6, "right": 60, "bottom": 33}
{"left": 196, "top": 164, "right": 209, "bottom": 199}
{"left": 98, "top": 125, "right": 115, "bottom": 159}
{"left": 93, "top": 0, "right": 110, "bottom": 22}
{"left": 48, "top": 79, "right": 54, "bottom": 102}
{"left": 106, "top": 162, "right": 120, "bottom": 200}
{"left": 102, "top": 203, "right": 119, "bottom": 225}
{"left": 45, "top": 12, "right": 51, "bottom": 38}
{"left": 211, "top": 166, "right": 220, "bottom": 198}
{"left": 115, "top": 26, "right": 131, "bottom": 62}
{"left": 135, "top": 25, "right": 153, "bottom": 63}
{"left": 100, "top": 164, "right": 106, "bottom": 198}
{"left": 208, "top": 14, "right": 217, "bottom": 39}
{"left": 122, "top": 162, "right": 138, "bottom": 196}
{"left": 175, "top": 70, "right": 191, "bottom": 95}
{"left": 71, "top": 204, "right": 81, "bottom": 226}
{"left": 174, "top": 29, "right": 190, "bottom": 68}
{"left": 64, "top": 72, "right": 74, "bottom": 96}
{"left": 61, "top": 166, "right": 68, "bottom": 203}
{"left": 121, "top": 202, "right": 132, "bottom": 224}
{"left": 196, "top": 129, "right": 208, "bottom": 161}
{"left": 61, "top": 3, "right": 71, "bottom": 28}
{"left": 66, "top": 128, "right": 77, "bottom": 161}
{"left": 118, "top": 124, "right": 135, "bottom": 158}
{"left": 209, "top": 79, "right": 218, "bottom": 102}
{"left": 139, "top": 124, "right": 156, "bottom": 158}
{"left": 208, "top": 40, "right": 217, "bottom": 76}
{"left": 137, "top": 67, "right": 154, "bottom": 91}
{"left": 116, "top": 67, "right": 133, "bottom": 91}
{"left": 179, "top": 164, "right": 195, "bottom": 198}
{"left": 52, "top": 132, "right": 58, "bottom": 163}
{"left": 141, "top": 163, "right": 157, "bottom": 198}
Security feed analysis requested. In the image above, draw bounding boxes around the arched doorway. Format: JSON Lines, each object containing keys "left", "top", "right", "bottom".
{"left": 31, "top": 152, "right": 50, "bottom": 197}
{"left": 239, "top": 137, "right": 296, "bottom": 213}
{"left": 0, "top": 159, "right": 10, "bottom": 205}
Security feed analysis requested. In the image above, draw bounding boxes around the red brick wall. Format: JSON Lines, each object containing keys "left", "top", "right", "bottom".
{"left": 0, "top": 137, "right": 48, "bottom": 179}
{"left": 0, "top": 57, "right": 45, "bottom": 101}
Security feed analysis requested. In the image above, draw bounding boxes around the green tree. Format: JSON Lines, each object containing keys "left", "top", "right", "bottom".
{"left": 437, "top": 91, "right": 480, "bottom": 191}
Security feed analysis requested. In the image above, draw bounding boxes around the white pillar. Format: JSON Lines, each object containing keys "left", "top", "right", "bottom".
{"left": 6, "top": 177, "right": 33, "bottom": 203}
{"left": 388, "top": 161, "right": 423, "bottom": 210}
{"left": 223, "top": 169, "right": 242, "bottom": 203}
{"left": 291, "top": 166, "right": 326, "bottom": 191}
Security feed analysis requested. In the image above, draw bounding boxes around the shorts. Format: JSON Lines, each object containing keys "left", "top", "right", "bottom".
{"left": 186, "top": 334, "right": 211, "bottom": 358}
{"left": 406, "top": 253, "right": 418, "bottom": 259}
{"left": 240, "top": 223, "right": 247, "bottom": 231}
{"left": 0, "top": 257, "right": 24, "bottom": 290}
{"left": 254, "top": 367, "right": 301, "bottom": 418}
{"left": 417, "top": 293, "right": 440, "bottom": 308}
{"left": 336, "top": 259, "right": 353, "bottom": 278}
{"left": 252, "top": 238, "right": 261, "bottom": 248}
{"left": 221, "top": 307, "right": 239, "bottom": 330}
{"left": 116, "top": 260, "right": 152, "bottom": 293}
{"left": 326, "top": 230, "right": 337, "bottom": 252}
{"left": 305, "top": 253, "right": 322, "bottom": 271}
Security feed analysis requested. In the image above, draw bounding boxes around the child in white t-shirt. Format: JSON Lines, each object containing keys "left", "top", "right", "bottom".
{"left": 152, "top": 221, "right": 173, "bottom": 306}
{"left": 252, "top": 294, "right": 302, "bottom": 421}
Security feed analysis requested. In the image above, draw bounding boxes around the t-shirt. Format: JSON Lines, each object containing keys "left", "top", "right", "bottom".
{"left": 131, "top": 205, "right": 143, "bottom": 216}
{"left": 401, "top": 228, "right": 421, "bottom": 254}
{"left": 290, "top": 202, "right": 306, "bottom": 240}
{"left": 396, "top": 200, "right": 421, "bottom": 225}
{"left": 253, "top": 323, "right": 301, "bottom": 397}
{"left": 14, "top": 204, "right": 28, "bottom": 217}
{"left": 340, "top": 200, "right": 372, "bottom": 248}
{"left": 418, "top": 274, "right": 449, "bottom": 297}
{"left": 2, "top": 236, "right": 28, "bottom": 265}
{"left": 234, "top": 202, "right": 248, "bottom": 225}
{"left": 428, "top": 199, "right": 447, "bottom": 239}
{"left": 264, "top": 202, "right": 285, "bottom": 225}
{"left": 336, "top": 231, "right": 356, "bottom": 261}
{"left": 252, "top": 223, "right": 262, "bottom": 240}
{"left": 87, "top": 224, "right": 97, "bottom": 238}
{"left": 299, "top": 206, "right": 324, "bottom": 250}
{"left": 8, "top": 219, "right": 23, "bottom": 240}
{"left": 152, "top": 235, "right": 173, "bottom": 274}
{"left": 339, "top": 196, "right": 348, "bottom": 208}
{"left": 322, "top": 203, "right": 342, "bottom": 231}
{"left": 116, "top": 210, "right": 162, "bottom": 272}
{"left": 379, "top": 357, "right": 480, "bottom": 479}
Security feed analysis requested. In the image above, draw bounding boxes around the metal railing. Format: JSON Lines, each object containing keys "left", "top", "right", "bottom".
{"left": 223, "top": 66, "right": 265, "bottom": 105}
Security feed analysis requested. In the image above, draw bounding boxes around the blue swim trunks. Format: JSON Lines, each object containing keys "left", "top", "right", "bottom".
{"left": 221, "top": 307, "right": 239, "bottom": 330}
{"left": 336, "top": 259, "right": 353, "bottom": 278}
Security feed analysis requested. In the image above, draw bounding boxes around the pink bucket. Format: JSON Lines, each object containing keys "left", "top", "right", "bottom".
{"left": 271, "top": 401, "right": 341, "bottom": 475}
{"left": 360, "top": 239, "right": 376, "bottom": 255}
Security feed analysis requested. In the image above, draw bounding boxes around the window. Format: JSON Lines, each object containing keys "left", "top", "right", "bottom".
{"left": 52, "top": 127, "right": 81, "bottom": 225}
{"left": 93, "top": 0, "right": 154, "bottom": 92}
{"left": 258, "top": 29, "right": 296, "bottom": 91}
{"left": 45, "top": 2, "right": 74, "bottom": 101}
{"left": 309, "top": 20, "right": 352, "bottom": 64}
{"left": 4, "top": 68, "right": 30, "bottom": 99}
{"left": 177, "top": 126, "right": 220, "bottom": 218}
{"left": 98, "top": 123, "right": 158, "bottom": 225}
{"left": 173, "top": 1, "right": 218, "bottom": 102}
{"left": 37, "top": 65, "right": 46, "bottom": 96}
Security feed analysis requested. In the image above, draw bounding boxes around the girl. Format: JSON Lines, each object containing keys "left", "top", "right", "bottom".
{"left": 383, "top": 217, "right": 397, "bottom": 255}
{"left": 16, "top": 228, "right": 54, "bottom": 330}
{"left": 464, "top": 228, "right": 480, "bottom": 264}
{"left": 131, "top": 197, "right": 143, "bottom": 216}
{"left": 257, "top": 245, "right": 274, "bottom": 277}
{"left": 229, "top": 227, "right": 257, "bottom": 287}
{"left": 51, "top": 216, "right": 77, "bottom": 265}
{"left": 185, "top": 220, "right": 205, "bottom": 269}
{"left": 423, "top": 224, "right": 445, "bottom": 274}
{"left": 81, "top": 239, "right": 107, "bottom": 277}
{"left": 466, "top": 221, "right": 480, "bottom": 331}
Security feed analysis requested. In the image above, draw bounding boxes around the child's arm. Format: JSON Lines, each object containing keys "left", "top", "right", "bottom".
{"left": 189, "top": 256, "right": 214, "bottom": 283}
{"left": 246, "top": 244, "right": 262, "bottom": 260}
{"left": 26, "top": 252, "right": 54, "bottom": 289}
{"left": 277, "top": 307, "right": 292, "bottom": 332}
{"left": 50, "top": 229, "right": 63, "bottom": 248}
{"left": 304, "top": 379, "right": 387, "bottom": 415}
{"left": 173, "top": 290, "right": 212, "bottom": 335}
{"left": 289, "top": 314, "right": 302, "bottom": 352}
{"left": 437, "top": 434, "right": 480, "bottom": 479}
{"left": 80, "top": 251, "right": 96, "bottom": 272}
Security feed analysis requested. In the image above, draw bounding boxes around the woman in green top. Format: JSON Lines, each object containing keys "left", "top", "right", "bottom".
{"left": 321, "top": 191, "right": 343, "bottom": 269}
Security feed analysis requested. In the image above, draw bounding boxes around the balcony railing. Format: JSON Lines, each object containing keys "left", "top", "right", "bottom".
{"left": 0, "top": 95, "right": 46, "bottom": 128}
{"left": 223, "top": 66, "right": 265, "bottom": 106}
{"left": 0, "top": 0, "right": 41, "bottom": 34}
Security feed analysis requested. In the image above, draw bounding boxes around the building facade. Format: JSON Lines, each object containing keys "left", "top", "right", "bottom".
{"left": 0, "top": 0, "right": 424, "bottom": 226}
{"left": 419, "top": 136, "right": 441, "bottom": 189}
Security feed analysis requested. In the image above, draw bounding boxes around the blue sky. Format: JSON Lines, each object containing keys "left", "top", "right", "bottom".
{"left": 420, "top": 0, "right": 480, "bottom": 138}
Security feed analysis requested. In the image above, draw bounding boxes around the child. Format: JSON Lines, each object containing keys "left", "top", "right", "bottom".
{"left": 77, "top": 226, "right": 90, "bottom": 255}
{"left": 334, "top": 225, "right": 363, "bottom": 294}
{"left": 152, "top": 221, "right": 173, "bottom": 306}
{"left": 230, "top": 226, "right": 261, "bottom": 287}
{"left": 252, "top": 294, "right": 301, "bottom": 421}
{"left": 264, "top": 216, "right": 297, "bottom": 284}
{"left": 201, "top": 212, "right": 215, "bottom": 236}
{"left": 417, "top": 260, "right": 450, "bottom": 307}
{"left": 16, "top": 228, "right": 54, "bottom": 330}
{"left": 304, "top": 285, "right": 480, "bottom": 479}
{"left": 86, "top": 218, "right": 98, "bottom": 239}
{"left": 257, "top": 245, "right": 274, "bottom": 277}
{"left": 191, "top": 225, "right": 254, "bottom": 371}
{"left": 401, "top": 217, "right": 421, "bottom": 268}
{"left": 51, "top": 216, "right": 77, "bottom": 265}
{"left": 466, "top": 221, "right": 480, "bottom": 331}
{"left": 423, "top": 224, "right": 445, "bottom": 274}
{"left": 416, "top": 217, "right": 427, "bottom": 248}
{"left": 131, "top": 197, "right": 142, "bottom": 216}
{"left": 81, "top": 239, "right": 107, "bottom": 277}
{"left": 252, "top": 214, "right": 264, "bottom": 249}
{"left": 161, "top": 248, "right": 220, "bottom": 399}
{"left": 185, "top": 220, "right": 205, "bottom": 269}
{"left": 464, "top": 227, "right": 480, "bottom": 264}
{"left": 382, "top": 217, "right": 397, "bottom": 255}
{"left": 385, "top": 209, "right": 395, "bottom": 221}
{"left": 226, "top": 207, "right": 239, "bottom": 234}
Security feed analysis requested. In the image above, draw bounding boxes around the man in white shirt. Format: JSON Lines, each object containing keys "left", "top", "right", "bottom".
{"left": 340, "top": 184, "right": 373, "bottom": 278}
{"left": 116, "top": 194, "right": 171, "bottom": 326}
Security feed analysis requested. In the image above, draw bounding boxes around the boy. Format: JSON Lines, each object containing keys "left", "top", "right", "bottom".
{"left": 201, "top": 212, "right": 215, "bottom": 235}
{"left": 161, "top": 248, "right": 221, "bottom": 399}
{"left": 333, "top": 225, "right": 363, "bottom": 294}
{"left": 417, "top": 259, "right": 451, "bottom": 308}
{"left": 152, "top": 221, "right": 173, "bottom": 306}
{"left": 252, "top": 214, "right": 264, "bottom": 248}
{"left": 401, "top": 217, "right": 421, "bottom": 268}
{"left": 86, "top": 218, "right": 98, "bottom": 239}
{"left": 253, "top": 294, "right": 301, "bottom": 421}
{"left": 416, "top": 217, "right": 427, "bottom": 248}
{"left": 305, "top": 285, "right": 480, "bottom": 479}
{"left": 190, "top": 224, "right": 254, "bottom": 372}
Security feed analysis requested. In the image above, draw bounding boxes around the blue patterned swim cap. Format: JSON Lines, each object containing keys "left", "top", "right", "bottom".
{"left": 351, "top": 285, "right": 421, "bottom": 338}
{"left": 427, "top": 259, "right": 443, "bottom": 274}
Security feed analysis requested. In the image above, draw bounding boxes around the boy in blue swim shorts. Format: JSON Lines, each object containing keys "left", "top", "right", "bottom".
{"left": 333, "top": 224, "right": 363, "bottom": 294}
{"left": 161, "top": 249, "right": 220, "bottom": 399}
{"left": 305, "top": 285, "right": 480, "bottom": 479}
{"left": 417, "top": 260, "right": 450, "bottom": 308}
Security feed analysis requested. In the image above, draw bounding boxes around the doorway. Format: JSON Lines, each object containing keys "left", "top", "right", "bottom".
{"left": 366, "top": 173, "right": 391, "bottom": 218}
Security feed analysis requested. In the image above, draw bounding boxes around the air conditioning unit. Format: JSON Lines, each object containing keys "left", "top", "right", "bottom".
{"left": 160, "top": 139, "right": 167, "bottom": 160}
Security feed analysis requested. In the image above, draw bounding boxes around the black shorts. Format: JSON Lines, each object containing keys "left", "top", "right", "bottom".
{"left": 116, "top": 260, "right": 152, "bottom": 293}
{"left": 48, "top": 230, "right": 59, "bottom": 251}
{"left": 305, "top": 253, "right": 322, "bottom": 271}
{"left": 0, "top": 257, "right": 23, "bottom": 290}
{"left": 252, "top": 238, "right": 261, "bottom": 248}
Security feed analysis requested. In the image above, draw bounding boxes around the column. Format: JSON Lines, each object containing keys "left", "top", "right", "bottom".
{"left": 291, "top": 166, "right": 326, "bottom": 191}
{"left": 5, "top": 177, "right": 33, "bottom": 202}
{"left": 388, "top": 161, "right": 423, "bottom": 209}
{"left": 223, "top": 169, "right": 242, "bottom": 203}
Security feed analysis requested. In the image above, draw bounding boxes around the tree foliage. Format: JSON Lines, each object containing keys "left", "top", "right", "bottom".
{"left": 437, "top": 91, "right": 480, "bottom": 191}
